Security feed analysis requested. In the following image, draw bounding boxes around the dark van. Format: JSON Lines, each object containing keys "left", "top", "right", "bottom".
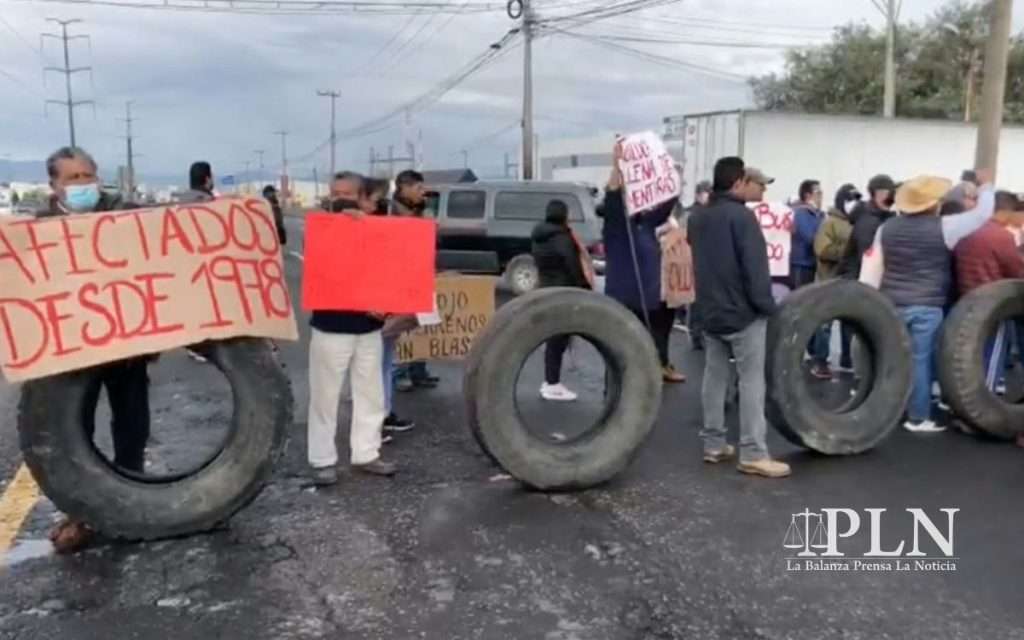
{"left": 425, "top": 181, "right": 603, "bottom": 294}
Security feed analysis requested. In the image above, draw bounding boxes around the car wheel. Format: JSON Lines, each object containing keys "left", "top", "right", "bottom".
{"left": 505, "top": 254, "right": 539, "bottom": 296}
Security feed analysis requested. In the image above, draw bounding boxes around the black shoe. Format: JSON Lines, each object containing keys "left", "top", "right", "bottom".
{"left": 383, "top": 413, "right": 416, "bottom": 433}
{"left": 412, "top": 377, "right": 438, "bottom": 389}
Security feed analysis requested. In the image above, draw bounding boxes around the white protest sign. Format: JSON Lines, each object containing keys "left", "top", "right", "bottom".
{"left": 618, "top": 131, "right": 681, "bottom": 216}
{"left": 749, "top": 202, "right": 793, "bottom": 278}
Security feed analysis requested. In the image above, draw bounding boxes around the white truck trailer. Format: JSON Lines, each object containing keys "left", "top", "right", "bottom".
{"left": 668, "top": 110, "right": 1024, "bottom": 205}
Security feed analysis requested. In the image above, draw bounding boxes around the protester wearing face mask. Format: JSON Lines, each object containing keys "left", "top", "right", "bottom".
{"left": 839, "top": 174, "right": 897, "bottom": 279}
{"left": 38, "top": 146, "right": 152, "bottom": 553}
{"left": 812, "top": 184, "right": 861, "bottom": 373}
{"left": 307, "top": 171, "right": 396, "bottom": 486}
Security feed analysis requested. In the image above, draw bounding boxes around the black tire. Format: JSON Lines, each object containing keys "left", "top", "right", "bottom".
{"left": 938, "top": 279, "right": 1024, "bottom": 439}
{"left": 504, "top": 254, "right": 539, "bottom": 296}
{"left": 18, "top": 338, "right": 292, "bottom": 540}
{"left": 766, "top": 280, "right": 912, "bottom": 454}
{"left": 464, "top": 288, "right": 662, "bottom": 490}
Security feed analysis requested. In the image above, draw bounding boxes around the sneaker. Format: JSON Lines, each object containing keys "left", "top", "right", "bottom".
{"left": 737, "top": 458, "right": 792, "bottom": 478}
{"left": 903, "top": 420, "right": 946, "bottom": 434}
{"left": 662, "top": 365, "right": 686, "bottom": 384}
{"left": 382, "top": 434, "right": 394, "bottom": 445}
{"left": 837, "top": 360, "right": 854, "bottom": 373}
{"left": 703, "top": 444, "right": 736, "bottom": 464}
{"left": 540, "top": 383, "right": 578, "bottom": 402}
{"left": 310, "top": 465, "right": 338, "bottom": 486}
{"left": 187, "top": 350, "right": 208, "bottom": 363}
{"left": 353, "top": 458, "right": 397, "bottom": 477}
{"left": 383, "top": 413, "right": 416, "bottom": 433}
{"left": 810, "top": 364, "right": 834, "bottom": 380}
{"left": 673, "top": 322, "right": 689, "bottom": 333}
{"left": 395, "top": 377, "right": 415, "bottom": 392}
{"left": 412, "top": 377, "right": 439, "bottom": 389}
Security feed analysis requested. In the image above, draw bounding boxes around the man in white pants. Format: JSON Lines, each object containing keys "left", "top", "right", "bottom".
{"left": 307, "top": 171, "right": 396, "bottom": 485}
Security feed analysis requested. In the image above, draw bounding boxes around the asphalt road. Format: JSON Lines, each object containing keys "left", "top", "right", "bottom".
{"left": 1, "top": 215, "right": 1023, "bottom": 640}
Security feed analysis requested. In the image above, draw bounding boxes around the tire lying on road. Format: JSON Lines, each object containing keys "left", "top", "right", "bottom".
{"left": 18, "top": 338, "right": 292, "bottom": 540}
{"left": 938, "top": 279, "right": 1024, "bottom": 440}
{"left": 766, "top": 280, "right": 912, "bottom": 454}
{"left": 464, "top": 288, "right": 662, "bottom": 490}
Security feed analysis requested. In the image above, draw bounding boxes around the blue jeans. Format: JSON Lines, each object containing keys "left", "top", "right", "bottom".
{"left": 382, "top": 335, "right": 396, "bottom": 413}
{"left": 899, "top": 306, "right": 944, "bottom": 422}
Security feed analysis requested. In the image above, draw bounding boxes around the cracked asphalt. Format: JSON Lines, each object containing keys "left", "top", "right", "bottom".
{"left": 1, "top": 215, "right": 1023, "bottom": 640}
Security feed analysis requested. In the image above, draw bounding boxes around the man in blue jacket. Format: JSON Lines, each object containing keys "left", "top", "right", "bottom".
{"left": 601, "top": 143, "right": 685, "bottom": 383}
{"left": 688, "top": 157, "right": 791, "bottom": 479}
{"left": 790, "top": 179, "right": 831, "bottom": 379}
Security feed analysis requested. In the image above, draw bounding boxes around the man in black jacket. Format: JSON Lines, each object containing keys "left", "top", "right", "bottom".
{"left": 262, "top": 185, "right": 288, "bottom": 246}
{"left": 39, "top": 146, "right": 152, "bottom": 552}
{"left": 839, "top": 174, "right": 896, "bottom": 279}
{"left": 688, "top": 157, "right": 790, "bottom": 479}
{"left": 531, "top": 199, "right": 592, "bottom": 401}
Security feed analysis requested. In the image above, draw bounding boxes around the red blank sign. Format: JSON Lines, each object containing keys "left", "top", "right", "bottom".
{"left": 301, "top": 213, "right": 437, "bottom": 314}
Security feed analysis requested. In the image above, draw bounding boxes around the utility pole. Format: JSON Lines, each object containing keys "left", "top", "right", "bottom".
{"left": 461, "top": 149, "right": 469, "bottom": 169}
{"left": 975, "top": 0, "right": 1014, "bottom": 174}
{"left": 253, "top": 149, "right": 265, "bottom": 185}
{"left": 871, "top": 0, "right": 899, "bottom": 117}
{"left": 243, "top": 160, "right": 251, "bottom": 193}
{"left": 118, "top": 100, "right": 136, "bottom": 198}
{"left": 511, "top": 0, "right": 535, "bottom": 179}
{"left": 273, "top": 131, "right": 288, "bottom": 193}
{"left": 42, "top": 18, "right": 93, "bottom": 147}
{"left": 317, "top": 90, "right": 340, "bottom": 179}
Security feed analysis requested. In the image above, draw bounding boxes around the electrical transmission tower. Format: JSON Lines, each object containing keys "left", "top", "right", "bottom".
{"left": 118, "top": 100, "right": 137, "bottom": 197}
{"left": 42, "top": 18, "right": 94, "bottom": 147}
{"left": 317, "top": 90, "right": 340, "bottom": 179}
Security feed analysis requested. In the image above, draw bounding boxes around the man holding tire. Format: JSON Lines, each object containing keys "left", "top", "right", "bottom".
{"left": 38, "top": 146, "right": 152, "bottom": 552}
{"left": 874, "top": 169, "right": 995, "bottom": 433}
{"left": 688, "top": 157, "right": 791, "bottom": 479}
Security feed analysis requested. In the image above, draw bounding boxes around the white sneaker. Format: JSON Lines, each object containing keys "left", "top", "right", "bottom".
{"left": 540, "top": 383, "right": 578, "bottom": 402}
{"left": 903, "top": 420, "right": 946, "bottom": 433}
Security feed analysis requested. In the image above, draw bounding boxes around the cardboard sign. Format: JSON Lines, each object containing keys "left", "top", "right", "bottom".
{"left": 395, "top": 275, "right": 495, "bottom": 363}
{"left": 0, "top": 197, "right": 298, "bottom": 383}
{"left": 750, "top": 202, "right": 793, "bottom": 278}
{"left": 301, "top": 213, "right": 437, "bottom": 315}
{"left": 660, "top": 227, "right": 695, "bottom": 308}
{"left": 619, "top": 131, "right": 681, "bottom": 216}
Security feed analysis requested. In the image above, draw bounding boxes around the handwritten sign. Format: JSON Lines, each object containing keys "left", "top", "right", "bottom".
{"left": 301, "top": 214, "right": 437, "bottom": 315}
{"left": 0, "top": 197, "right": 298, "bottom": 383}
{"left": 660, "top": 227, "right": 694, "bottom": 308}
{"left": 395, "top": 275, "right": 495, "bottom": 363}
{"left": 619, "top": 131, "right": 681, "bottom": 216}
{"left": 749, "top": 202, "right": 793, "bottom": 278}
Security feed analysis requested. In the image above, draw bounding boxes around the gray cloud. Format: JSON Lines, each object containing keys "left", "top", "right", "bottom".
{"left": 2, "top": 0, "right": 1020, "bottom": 183}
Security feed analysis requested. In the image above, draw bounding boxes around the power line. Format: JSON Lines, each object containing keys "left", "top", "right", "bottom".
{"left": 548, "top": 27, "right": 805, "bottom": 49}
{"left": 0, "top": 15, "right": 50, "bottom": 62}
{"left": 24, "top": 0, "right": 505, "bottom": 15}
{"left": 0, "top": 68, "right": 46, "bottom": 100}
{"left": 339, "top": 29, "right": 520, "bottom": 139}
{"left": 558, "top": 30, "right": 748, "bottom": 82}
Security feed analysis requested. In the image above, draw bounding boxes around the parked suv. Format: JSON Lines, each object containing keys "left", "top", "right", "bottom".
{"left": 425, "top": 181, "right": 604, "bottom": 294}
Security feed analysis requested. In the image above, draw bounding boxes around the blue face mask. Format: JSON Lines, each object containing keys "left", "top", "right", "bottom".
{"left": 64, "top": 183, "right": 101, "bottom": 212}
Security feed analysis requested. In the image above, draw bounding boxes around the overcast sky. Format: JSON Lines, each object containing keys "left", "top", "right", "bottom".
{"left": 1, "top": 0, "right": 1021, "bottom": 183}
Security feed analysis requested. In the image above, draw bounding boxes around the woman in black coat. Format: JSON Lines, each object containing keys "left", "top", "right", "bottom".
{"left": 531, "top": 199, "right": 593, "bottom": 402}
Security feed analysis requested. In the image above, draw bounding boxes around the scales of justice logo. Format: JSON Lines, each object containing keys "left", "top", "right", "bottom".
{"left": 782, "top": 508, "right": 959, "bottom": 572}
{"left": 784, "top": 509, "right": 830, "bottom": 556}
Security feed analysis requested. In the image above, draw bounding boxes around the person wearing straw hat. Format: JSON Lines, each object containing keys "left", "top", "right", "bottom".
{"left": 873, "top": 168, "right": 995, "bottom": 434}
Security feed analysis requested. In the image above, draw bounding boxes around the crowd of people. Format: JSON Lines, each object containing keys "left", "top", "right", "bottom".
{"left": 25, "top": 139, "right": 1024, "bottom": 552}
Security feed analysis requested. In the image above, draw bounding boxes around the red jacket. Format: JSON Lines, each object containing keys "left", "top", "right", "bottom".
{"left": 954, "top": 221, "right": 1024, "bottom": 296}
